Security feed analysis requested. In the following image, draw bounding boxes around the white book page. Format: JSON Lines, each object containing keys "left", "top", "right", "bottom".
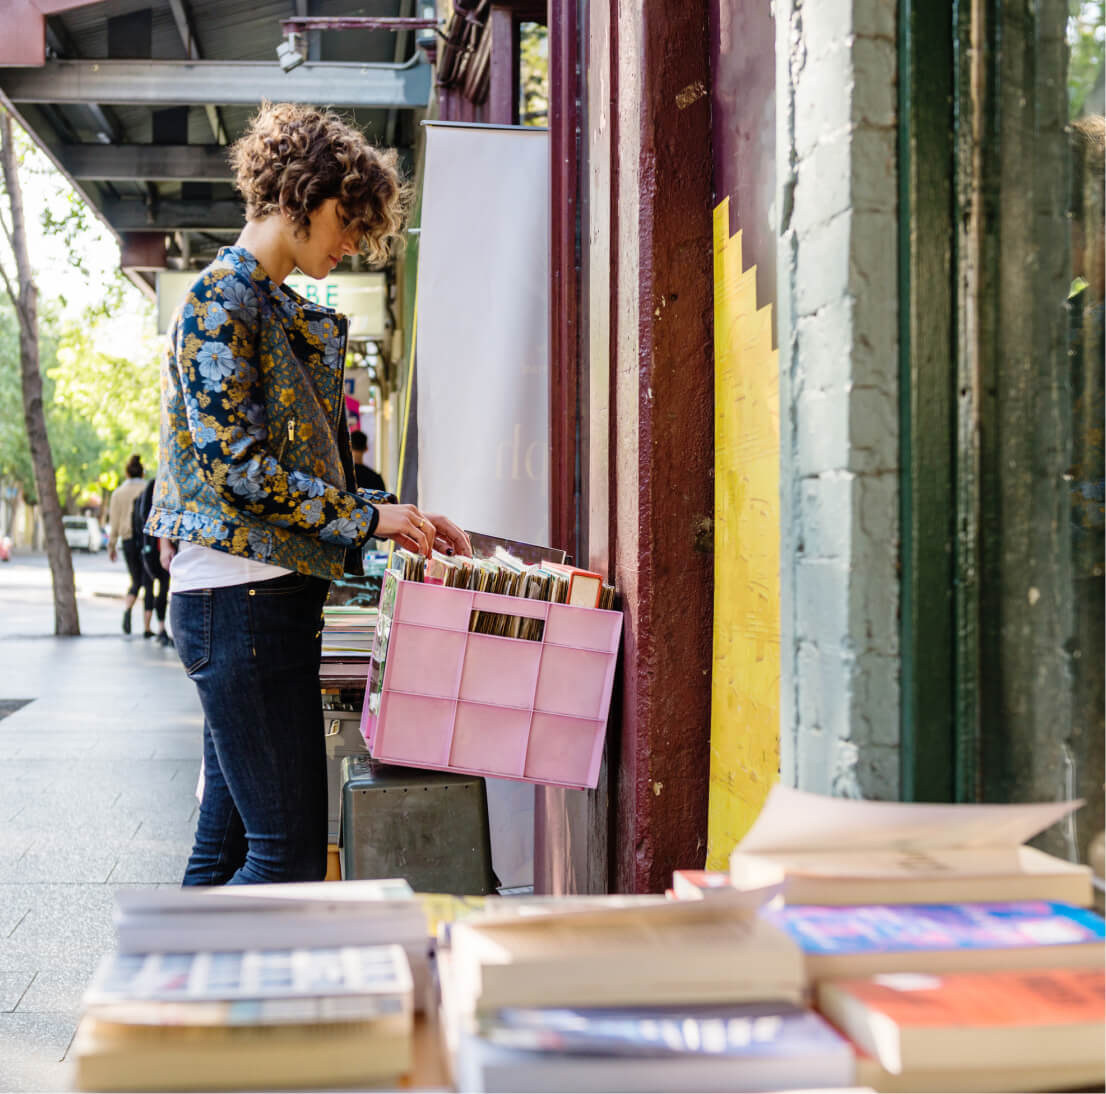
{"left": 736, "top": 785, "right": 1082, "bottom": 854}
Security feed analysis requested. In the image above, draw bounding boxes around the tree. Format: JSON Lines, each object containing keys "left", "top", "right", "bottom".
{"left": 50, "top": 318, "right": 160, "bottom": 492}
{"left": 0, "top": 306, "right": 33, "bottom": 538}
{"left": 0, "top": 109, "right": 79, "bottom": 635}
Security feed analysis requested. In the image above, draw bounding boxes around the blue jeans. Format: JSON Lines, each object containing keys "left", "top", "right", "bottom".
{"left": 171, "top": 571, "right": 330, "bottom": 885}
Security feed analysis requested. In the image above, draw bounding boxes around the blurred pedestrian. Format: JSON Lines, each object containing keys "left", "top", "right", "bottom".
{"left": 349, "top": 429, "right": 387, "bottom": 492}
{"left": 133, "top": 476, "right": 173, "bottom": 646}
{"left": 107, "top": 454, "right": 151, "bottom": 636}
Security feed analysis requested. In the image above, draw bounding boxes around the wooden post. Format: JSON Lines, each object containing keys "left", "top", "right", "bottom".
{"left": 541, "top": 0, "right": 714, "bottom": 894}
{"left": 488, "top": 7, "right": 518, "bottom": 124}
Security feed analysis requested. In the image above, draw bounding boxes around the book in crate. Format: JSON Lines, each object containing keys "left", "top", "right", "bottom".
{"left": 361, "top": 570, "right": 622, "bottom": 789}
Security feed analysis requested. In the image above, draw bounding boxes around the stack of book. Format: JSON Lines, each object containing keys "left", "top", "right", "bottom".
{"left": 73, "top": 878, "right": 434, "bottom": 1091}
{"left": 319, "top": 552, "right": 387, "bottom": 670}
{"left": 320, "top": 604, "right": 378, "bottom": 654}
{"left": 436, "top": 895, "right": 861, "bottom": 1092}
{"left": 724, "top": 787, "right": 1106, "bottom": 1092}
{"left": 112, "top": 878, "right": 432, "bottom": 1003}
{"left": 73, "top": 944, "right": 414, "bottom": 1092}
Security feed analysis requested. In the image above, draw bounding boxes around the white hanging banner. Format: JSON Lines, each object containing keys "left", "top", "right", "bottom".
{"left": 417, "top": 122, "right": 550, "bottom": 545}
{"left": 416, "top": 122, "right": 550, "bottom": 890}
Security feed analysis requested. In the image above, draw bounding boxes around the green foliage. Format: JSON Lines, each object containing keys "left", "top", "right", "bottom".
{"left": 0, "top": 305, "right": 34, "bottom": 502}
{"left": 519, "top": 22, "right": 549, "bottom": 127}
{"left": 1069, "top": 0, "right": 1106, "bottom": 116}
{"left": 39, "top": 195, "right": 131, "bottom": 318}
{"left": 0, "top": 110, "right": 160, "bottom": 511}
{"left": 0, "top": 301, "right": 160, "bottom": 509}
{"left": 49, "top": 313, "right": 161, "bottom": 496}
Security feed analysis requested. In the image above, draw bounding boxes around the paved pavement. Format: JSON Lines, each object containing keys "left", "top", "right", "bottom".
{"left": 0, "top": 549, "right": 201, "bottom": 1092}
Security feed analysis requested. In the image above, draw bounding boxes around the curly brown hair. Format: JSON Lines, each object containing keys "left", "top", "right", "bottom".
{"left": 229, "top": 102, "right": 410, "bottom": 267}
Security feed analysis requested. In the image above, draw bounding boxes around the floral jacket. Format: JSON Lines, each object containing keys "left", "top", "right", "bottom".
{"left": 146, "top": 246, "right": 393, "bottom": 579}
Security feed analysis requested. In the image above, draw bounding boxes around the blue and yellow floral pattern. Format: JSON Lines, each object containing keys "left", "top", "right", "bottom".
{"left": 147, "top": 247, "right": 392, "bottom": 579}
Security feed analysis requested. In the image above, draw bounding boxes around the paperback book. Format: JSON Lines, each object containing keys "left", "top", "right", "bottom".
{"left": 816, "top": 966, "right": 1104, "bottom": 1080}
{"left": 766, "top": 899, "right": 1106, "bottom": 979}
{"left": 82, "top": 944, "right": 412, "bottom": 1026}
{"left": 447, "top": 897, "right": 804, "bottom": 1015}
{"left": 73, "top": 944, "right": 414, "bottom": 1092}
{"left": 730, "top": 785, "right": 1092, "bottom": 906}
{"left": 440, "top": 954, "right": 850, "bottom": 1094}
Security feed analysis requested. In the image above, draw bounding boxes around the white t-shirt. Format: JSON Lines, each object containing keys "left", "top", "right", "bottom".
{"left": 170, "top": 542, "right": 291, "bottom": 592}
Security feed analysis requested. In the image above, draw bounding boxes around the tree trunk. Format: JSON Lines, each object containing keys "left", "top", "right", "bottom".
{"left": 0, "top": 111, "right": 79, "bottom": 635}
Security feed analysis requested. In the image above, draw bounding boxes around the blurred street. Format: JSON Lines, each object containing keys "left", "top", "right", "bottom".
{"left": 0, "top": 549, "right": 201, "bottom": 1092}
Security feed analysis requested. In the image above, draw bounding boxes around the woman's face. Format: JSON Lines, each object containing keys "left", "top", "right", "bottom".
{"left": 291, "top": 198, "right": 361, "bottom": 279}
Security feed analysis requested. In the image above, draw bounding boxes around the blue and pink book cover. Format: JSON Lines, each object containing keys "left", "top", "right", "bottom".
{"left": 765, "top": 901, "right": 1106, "bottom": 955}
{"left": 486, "top": 1002, "right": 851, "bottom": 1058}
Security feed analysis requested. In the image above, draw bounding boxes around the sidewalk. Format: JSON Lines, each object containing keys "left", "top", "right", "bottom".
{"left": 0, "top": 551, "right": 202, "bottom": 1093}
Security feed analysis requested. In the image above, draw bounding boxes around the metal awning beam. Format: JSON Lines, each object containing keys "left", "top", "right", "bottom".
{"left": 59, "top": 144, "right": 231, "bottom": 181}
{"left": 103, "top": 197, "right": 243, "bottom": 231}
{"left": 280, "top": 16, "right": 439, "bottom": 31}
{"left": 0, "top": 59, "right": 431, "bottom": 109}
{"left": 166, "top": 0, "right": 226, "bottom": 144}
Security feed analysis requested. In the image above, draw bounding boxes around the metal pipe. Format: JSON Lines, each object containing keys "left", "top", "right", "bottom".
{"left": 280, "top": 17, "right": 439, "bottom": 33}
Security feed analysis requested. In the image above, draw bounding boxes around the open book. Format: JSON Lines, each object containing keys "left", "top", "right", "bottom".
{"left": 729, "top": 786, "right": 1092, "bottom": 906}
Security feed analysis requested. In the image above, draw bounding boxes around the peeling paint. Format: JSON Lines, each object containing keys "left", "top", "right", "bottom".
{"left": 652, "top": 781, "right": 664, "bottom": 796}
{"left": 676, "top": 81, "right": 707, "bottom": 110}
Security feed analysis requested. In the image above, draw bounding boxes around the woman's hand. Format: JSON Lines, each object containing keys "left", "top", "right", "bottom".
{"left": 373, "top": 505, "right": 472, "bottom": 558}
{"left": 422, "top": 512, "right": 472, "bottom": 558}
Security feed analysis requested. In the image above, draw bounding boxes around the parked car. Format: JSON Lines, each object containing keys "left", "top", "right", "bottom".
{"left": 63, "top": 515, "right": 103, "bottom": 553}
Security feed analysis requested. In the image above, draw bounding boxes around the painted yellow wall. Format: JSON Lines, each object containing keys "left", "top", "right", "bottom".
{"left": 707, "top": 198, "right": 780, "bottom": 868}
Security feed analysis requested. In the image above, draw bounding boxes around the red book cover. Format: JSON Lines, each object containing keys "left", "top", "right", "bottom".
{"left": 826, "top": 966, "right": 1104, "bottom": 1028}
{"left": 540, "top": 561, "right": 603, "bottom": 608}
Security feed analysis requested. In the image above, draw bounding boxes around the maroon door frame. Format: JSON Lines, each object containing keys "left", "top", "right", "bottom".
{"left": 540, "top": 0, "right": 714, "bottom": 894}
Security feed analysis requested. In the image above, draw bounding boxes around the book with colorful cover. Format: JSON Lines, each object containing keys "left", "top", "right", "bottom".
{"left": 669, "top": 868, "right": 784, "bottom": 909}
{"left": 767, "top": 900, "right": 1105, "bottom": 979}
{"left": 539, "top": 560, "right": 603, "bottom": 608}
{"left": 440, "top": 956, "right": 855, "bottom": 1094}
{"left": 816, "top": 967, "right": 1105, "bottom": 1078}
{"left": 82, "top": 945, "right": 412, "bottom": 1028}
{"left": 479, "top": 1001, "right": 853, "bottom": 1062}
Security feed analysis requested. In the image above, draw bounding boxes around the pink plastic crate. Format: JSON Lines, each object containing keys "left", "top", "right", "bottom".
{"left": 359, "top": 576, "right": 622, "bottom": 789}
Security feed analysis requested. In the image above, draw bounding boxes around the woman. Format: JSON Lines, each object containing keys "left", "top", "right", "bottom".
{"left": 107, "top": 453, "right": 153, "bottom": 636}
{"left": 132, "top": 474, "right": 173, "bottom": 647}
{"left": 147, "top": 102, "right": 470, "bottom": 886}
